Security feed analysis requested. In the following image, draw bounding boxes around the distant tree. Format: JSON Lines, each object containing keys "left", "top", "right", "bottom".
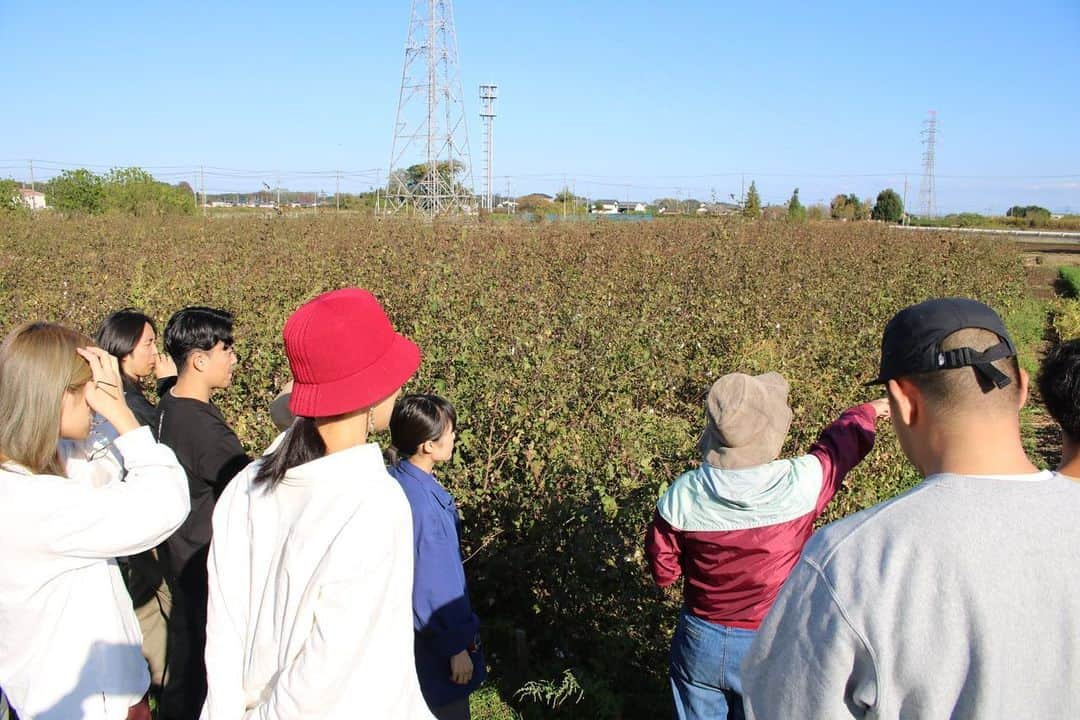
{"left": 807, "top": 204, "right": 828, "bottom": 221}
{"left": 387, "top": 161, "right": 467, "bottom": 197}
{"left": 830, "top": 194, "right": 852, "bottom": 220}
{"left": 653, "top": 197, "right": 681, "bottom": 213}
{"left": 0, "top": 179, "right": 20, "bottom": 212}
{"left": 102, "top": 167, "right": 195, "bottom": 216}
{"left": 787, "top": 188, "right": 806, "bottom": 221}
{"left": 871, "top": 188, "right": 904, "bottom": 222}
{"left": 744, "top": 181, "right": 762, "bottom": 219}
{"left": 516, "top": 193, "right": 556, "bottom": 214}
{"left": 1006, "top": 205, "right": 1051, "bottom": 220}
{"left": 45, "top": 168, "right": 105, "bottom": 214}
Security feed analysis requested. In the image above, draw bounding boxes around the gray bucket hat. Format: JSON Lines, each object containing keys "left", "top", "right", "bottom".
{"left": 698, "top": 372, "right": 794, "bottom": 469}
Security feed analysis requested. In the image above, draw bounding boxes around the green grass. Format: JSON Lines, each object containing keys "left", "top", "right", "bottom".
{"left": 1002, "top": 296, "right": 1050, "bottom": 375}
{"left": 1059, "top": 266, "right": 1080, "bottom": 298}
{"left": 471, "top": 686, "right": 523, "bottom": 720}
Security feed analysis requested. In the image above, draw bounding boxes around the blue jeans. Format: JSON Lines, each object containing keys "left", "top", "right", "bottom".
{"left": 669, "top": 608, "right": 757, "bottom": 720}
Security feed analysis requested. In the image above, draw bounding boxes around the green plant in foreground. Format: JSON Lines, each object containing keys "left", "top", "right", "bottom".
{"left": 515, "top": 669, "right": 584, "bottom": 709}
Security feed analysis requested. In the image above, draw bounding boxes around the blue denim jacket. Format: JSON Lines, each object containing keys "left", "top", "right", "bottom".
{"left": 387, "top": 459, "right": 486, "bottom": 706}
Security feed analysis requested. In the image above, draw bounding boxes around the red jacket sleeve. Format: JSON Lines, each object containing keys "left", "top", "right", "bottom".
{"left": 645, "top": 510, "right": 683, "bottom": 588}
{"left": 809, "top": 403, "right": 878, "bottom": 514}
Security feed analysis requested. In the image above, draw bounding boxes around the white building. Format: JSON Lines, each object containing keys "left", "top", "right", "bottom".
{"left": 17, "top": 188, "right": 46, "bottom": 210}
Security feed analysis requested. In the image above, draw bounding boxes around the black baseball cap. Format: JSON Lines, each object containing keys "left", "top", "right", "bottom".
{"left": 868, "top": 297, "right": 1017, "bottom": 388}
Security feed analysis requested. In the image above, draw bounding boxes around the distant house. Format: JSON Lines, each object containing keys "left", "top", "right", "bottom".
{"left": 592, "top": 199, "right": 647, "bottom": 214}
{"left": 18, "top": 188, "right": 46, "bottom": 210}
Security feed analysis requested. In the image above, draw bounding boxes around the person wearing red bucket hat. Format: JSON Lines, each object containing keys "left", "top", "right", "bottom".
{"left": 201, "top": 288, "right": 434, "bottom": 720}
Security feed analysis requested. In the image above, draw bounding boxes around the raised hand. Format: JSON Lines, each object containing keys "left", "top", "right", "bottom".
{"left": 76, "top": 347, "right": 139, "bottom": 435}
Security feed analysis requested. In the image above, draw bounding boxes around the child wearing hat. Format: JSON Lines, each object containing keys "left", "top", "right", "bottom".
{"left": 645, "top": 372, "right": 889, "bottom": 720}
{"left": 201, "top": 288, "right": 435, "bottom": 719}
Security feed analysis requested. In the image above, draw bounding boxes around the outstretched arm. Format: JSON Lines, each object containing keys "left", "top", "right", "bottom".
{"left": 810, "top": 400, "right": 888, "bottom": 513}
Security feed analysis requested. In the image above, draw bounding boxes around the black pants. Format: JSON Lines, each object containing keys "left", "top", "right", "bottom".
{"left": 159, "top": 547, "right": 209, "bottom": 720}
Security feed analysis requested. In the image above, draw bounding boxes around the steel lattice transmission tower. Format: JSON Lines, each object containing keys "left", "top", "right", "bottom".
{"left": 386, "top": 0, "right": 476, "bottom": 217}
{"left": 919, "top": 110, "right": 938, "bottom": 219}
{"left": 479, "top": 84, "right": 497, "bottom": 211}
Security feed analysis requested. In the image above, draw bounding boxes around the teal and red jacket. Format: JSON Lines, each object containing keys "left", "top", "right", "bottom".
{"left": 645, "top": 404, "right": 877, "bottom": 629}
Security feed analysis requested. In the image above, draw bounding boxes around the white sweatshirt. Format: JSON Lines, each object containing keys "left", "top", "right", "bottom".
{"left": 0, "top": 426, "right": 190, "bottom": 720}
{"left": 202, "top": 442, "right": 434, "bottom": 720}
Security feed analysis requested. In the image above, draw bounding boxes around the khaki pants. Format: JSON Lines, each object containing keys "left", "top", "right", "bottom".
{"left": 135, "top": 581, "right": 172, "bottom": 688}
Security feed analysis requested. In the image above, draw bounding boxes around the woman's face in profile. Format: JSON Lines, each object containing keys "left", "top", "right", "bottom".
{"left": 123, "top": 322, "right": 158, "bottom": 380}
{"left": 59, "top": 381, "right": 93, "bottom": 441}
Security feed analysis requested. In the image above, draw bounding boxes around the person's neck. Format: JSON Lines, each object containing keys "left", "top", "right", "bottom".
{"left": 316, "top": 412, "right": 368, "bottom": 455}
{"left": 1056, "top": 436, "right": 1080, "bottom": 481}
{"left": 918, "top": 419, "right": 1038, "bottom": 477}
{"left": 408, "top": 454, "right": 436, "bottom": 474}
{"left": 171, "top": 373, "right": 213, "bottom": 403}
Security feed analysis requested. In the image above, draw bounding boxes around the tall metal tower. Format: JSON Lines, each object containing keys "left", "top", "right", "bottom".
{"left": 479, "top": 84, "right": 497, "bottom": 211}
{"left": 387, "top": 0, "right": 475, "bottom": 217}
{"left": 919, "top": 110, "right": 938, "bottom": 219}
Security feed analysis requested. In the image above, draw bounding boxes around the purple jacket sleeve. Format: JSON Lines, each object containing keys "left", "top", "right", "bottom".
{"left": 809, "top": 403, "right": 878, "bottom": 514}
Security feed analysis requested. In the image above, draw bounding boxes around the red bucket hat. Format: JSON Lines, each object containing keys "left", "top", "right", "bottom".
{"left": 284, "top": 288, "right": 421, "bottom": 418}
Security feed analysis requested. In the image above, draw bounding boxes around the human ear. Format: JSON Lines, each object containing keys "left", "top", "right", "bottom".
{"left": 887, "top": 379, "right": 917, "bottom": 428}
{"left": 1016, "top": 367, "right": 1030, "bottom": 410}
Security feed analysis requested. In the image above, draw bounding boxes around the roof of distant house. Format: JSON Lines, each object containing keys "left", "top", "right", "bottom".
{"left": 18, "top": 188, "right": 45, "bottom": 197}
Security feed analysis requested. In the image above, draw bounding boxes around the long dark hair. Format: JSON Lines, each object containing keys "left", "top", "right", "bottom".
{"left": 252, "top": 416, "right": 326, "bottom": 489}
{"left": 95, "top": 309, "right": 155, "bottom": 380}
{"left": 386, "top": 394, "right": 457, "bottom": 466}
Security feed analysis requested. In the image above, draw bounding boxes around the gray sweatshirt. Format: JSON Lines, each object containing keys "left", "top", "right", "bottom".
{"left": 741, "top": 471, "right": 1080, "bottom": 719}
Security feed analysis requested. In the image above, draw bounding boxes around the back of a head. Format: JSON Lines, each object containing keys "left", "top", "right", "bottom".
{"left": 0, "top": 323, "right": 93, "bottom": 474}
{"left": 164, "top": 306, "right": 234, "bottom": 370}
{"left": 909, "top": 327, "right": 1022, "bottom": 417}
{"left": 96, "top": 308, "right": 154, "bottom": 363}
{"left": 388, "top": 394, "right": 456, "bottom": 463}
{"left": 1038, "top": 339, "right": 1080, "bottom": 443}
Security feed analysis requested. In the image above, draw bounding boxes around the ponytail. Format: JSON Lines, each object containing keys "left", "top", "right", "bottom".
{"left": 253, "top": 417, "right": 326, "bottom": 489}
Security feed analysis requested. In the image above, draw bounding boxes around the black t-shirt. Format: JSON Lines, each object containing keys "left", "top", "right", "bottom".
{"left": 157, "top": 390, "right": 250, "bottom": 579}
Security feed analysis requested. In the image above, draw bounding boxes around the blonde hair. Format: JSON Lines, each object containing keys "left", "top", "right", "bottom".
{"left": 0, "top": 323, "right": 94, "bottom": 475}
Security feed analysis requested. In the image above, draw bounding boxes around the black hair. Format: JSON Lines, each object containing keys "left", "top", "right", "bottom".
{"left": 163, "top": 306, "right": 234, "bottom": 370}
{"left": 95, "top": 309, "right": 156, "bottom": 379}
{"left": 1038, "top": 339, "right": 1080, "bottom": 442}
{"left": 252, "top": 416, "right": 326, "bottom": 489}
{"left": 387, "top": 394, "right": 457, "bottom": 465}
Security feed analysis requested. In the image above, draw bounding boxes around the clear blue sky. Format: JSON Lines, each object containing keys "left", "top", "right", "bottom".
{"left": 2, "top": 0, "right": 1078, "bottom": 212}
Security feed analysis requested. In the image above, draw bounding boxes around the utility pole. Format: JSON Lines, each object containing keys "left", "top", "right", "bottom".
{"left": 276, "top": 171, "right": 282, "bottom": 208}
{"left": 200, "top": 165, "right": 206, "bottom": 213}
{"left": 28, "top": 159, "right": 34, "bottom": 191}
{"left": 336, "top": 170, "right": 341, "bottom": 210}
{"left": 902, "top": 175, "right": 909, "bottom": 224}
{"left": 479, "top": 83, "right": 498, "bottom": 211}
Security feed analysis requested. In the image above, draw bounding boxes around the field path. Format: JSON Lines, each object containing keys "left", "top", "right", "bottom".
{"left": 1017, "top": 241, "right": 1080, "bottom": 468}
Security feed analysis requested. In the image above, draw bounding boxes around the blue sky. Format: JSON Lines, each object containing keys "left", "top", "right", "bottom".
{"left": 1, "top": 0, "right": 1078, "bottom": 212}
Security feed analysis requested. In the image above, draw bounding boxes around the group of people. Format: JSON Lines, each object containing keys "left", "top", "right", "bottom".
{"left": 1, "top": 290, "right": 1078, "bottom": 720}
{"left": 647, "top": 297, "right": 1080, "bottom": 718}
{"left": 0, "top": 289, "right": 482, "bottom": 720}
